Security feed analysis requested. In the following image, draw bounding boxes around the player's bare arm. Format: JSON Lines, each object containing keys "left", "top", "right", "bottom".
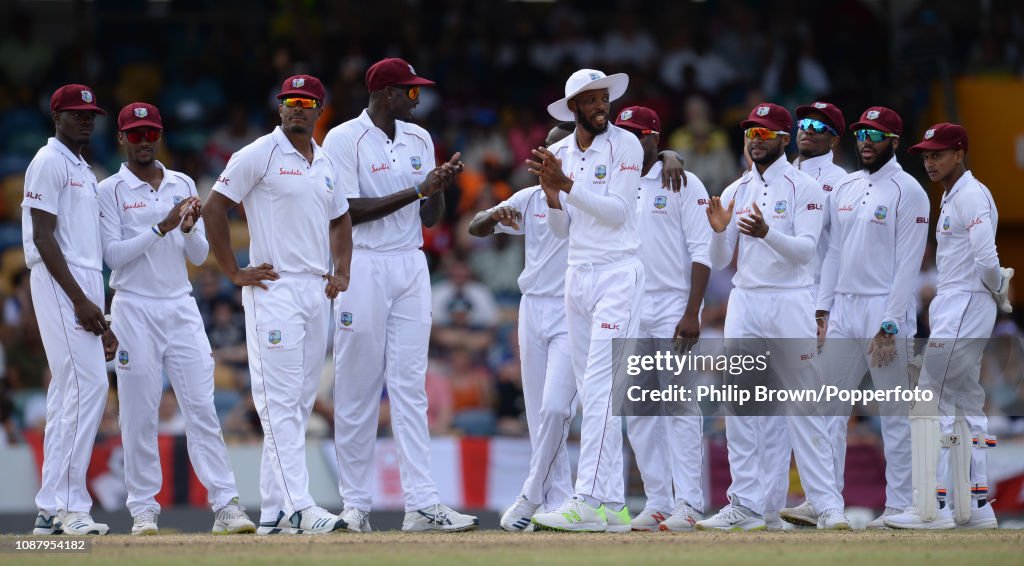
{"left": 705, "top": 196, "right": 734, "bottom": 233}
{"left": 527, "top": 147, "right": 573, "bottom": 194}
{"left": 468, "top": 206, "right": 523, "bottom": 237}
{"left": 347, "top": 152, "right": 462, "bottom": 226}
{"left": 738, "top": 202, "right": 769, "bottom": 238}
{"left": 30, "top": 208, "right": 107, "bottom": 336}
{"left": 325, "top": 211, "right": 353, "bottom": 299}
{"left": 202, "top": 191, "right": 279, "bottom": 290}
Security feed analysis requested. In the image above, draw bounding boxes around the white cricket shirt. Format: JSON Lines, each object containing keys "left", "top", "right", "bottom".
{"left": 794, "top": 150, "right": 847, "bottom": 285}
{"left": 636, "top": 162, "right": 712, "bottom": 294}
{"left": 816, "top": 156, "right": 929, "bottom": 327}
{"left": 211, "top": 127, "right": 348, "bottom": 276}
{"left": 491, "top": 186, "right": 568, "bottom": 297}
{"left": 710, "top": 154, "right": 824, "bottom": 290}
{"left": 98, "top": 162, "right": 208, "bottom": 298}
{"left": 935, "top": 170, "right": 1001, "bottom": 294}
{"left": 544, "top": 125, "right": 643, "bottom": 266}
{"left": 21, "top": 137, "right": 103, "bottom": 272}
{"left": 322, "top": 109, "right": 435, "bottom": 252}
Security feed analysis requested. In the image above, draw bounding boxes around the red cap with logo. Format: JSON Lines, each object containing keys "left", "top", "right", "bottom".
{"left": 50, "top": 84, "right": 106, "bottom": 115}
{"left": 795, "top": 101, "right": 845, "bottom": 134}
{"left": 277, "top": 75, "right": 325, "bottom": 101}
{"left": 908, "top": 122, "right": 968, "bottom": 154}
{"left": 365, "top": 58, "right": 436, "bottom": 92}
{"left": 740, "top": 103, "right": 792, "bottom": 132}
{"left": 849, "top": 106, "right": 903, "bottom": 135}
{"left": 614, "top": 106, "right": 660, "bottom": 134}
{"left": 117, "top": 103, "right": 163, "bottom": 131}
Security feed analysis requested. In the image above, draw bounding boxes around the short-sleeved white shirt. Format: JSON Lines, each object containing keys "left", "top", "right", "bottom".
{"left": 491, "top": 186, "right": 568, "bottom": 297}
{"left": 98, "top": 162, "right": 207, "bottom": 298}
{"left": 21, "top": 137, "right": 103, "bottom": 271}
{"left": 211, "top": 127, "right": 348, "bottom": 275}
{"left": 636, "top": 162, "right": 712, "bottom": 294}
{"left": 322, "top": 109, "right": 435, "bottom": 252}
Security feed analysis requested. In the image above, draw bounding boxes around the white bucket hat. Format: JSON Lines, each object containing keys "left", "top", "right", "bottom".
{"left": 547, "top": 69, "right": 629, "bottom": 121}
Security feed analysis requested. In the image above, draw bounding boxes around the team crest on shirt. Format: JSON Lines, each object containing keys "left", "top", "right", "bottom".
{"left": 774, "top": 200, "right": 787, "bottom": 214}
{"left": 339, "top": 311, "right": 354, "bottom": 332}
{"left": 81, "top": 90, "right": 94, "bottom": 103}
{"left": 654, "top": 195, "right": 667, "bottom": 209}
{"left": 173, "top": 195, "right": 184, "bottom": 205}
{"left": 325, "top": 177, "right": 334, "bottom": 191}
{"left": 118, "top": 350, "right": 129, "bottom": 366}
{"left": 943, "top": 216, "right": 951, "bottom": 231}
{"left": 874, "top": 205, "right": 888, "bottom": 220}
{"left": 410, "top": 156, "right": 422, "bottom": 170}
{"left": 268, "top": 330, "right": 282, "bottom": 347}
{"left": 594, "top": 165, "right": 607, "bottom": 180}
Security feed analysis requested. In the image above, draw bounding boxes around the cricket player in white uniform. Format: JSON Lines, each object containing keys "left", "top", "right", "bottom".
{"left": 697, "top": 103, "right": 849, "bottom": 531}
{"left": 784, "top": 106, "right": 927, "bottom": 529}
{"left": 322, "top": 58, "right": 476, "bottom": 533}
{"left": 25, "top": 84, "right": 117, "bottom": 536}
{"left": 526, "top": 69, "right": 645, "bottom": 533}
{"left": 886, "top": 123, "right": 1010, "bottom": 530}
{"left": 204, "top": 75, "right": 352, "bottom": 535}
{"left": 98, "top": 102, "right": 255, "bottom": 536}
{"left": 613, "top": 106, "right": 712, "bottom": 532}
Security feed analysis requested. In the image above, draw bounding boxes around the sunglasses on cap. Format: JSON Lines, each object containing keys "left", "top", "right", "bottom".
{"left": 281, "top": 97, "right": 321, "bottom": 109}
{"left": 123, "top": 129, "right": 162, "bottom": 144}
{"left": 855, "top": 129, "right": 898, "bottom": 143}
{"left": 744, "top": 128, "right": 788, "bottom": 140}
{"left": 391, "top": 86, "right": 420, "bottom": 101}
{"left": 797, "top": 118, "right": 838, "bottom": 136}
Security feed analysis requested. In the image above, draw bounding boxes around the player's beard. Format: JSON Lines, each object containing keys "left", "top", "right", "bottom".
{"left": 860, "top": 142, "right": 895, "bottom": 174}
{"left": 575, "top": 107, "right": 608, "bottom": 136}
{"left": 752, "top": 141, "right": 784, "bottom": 165}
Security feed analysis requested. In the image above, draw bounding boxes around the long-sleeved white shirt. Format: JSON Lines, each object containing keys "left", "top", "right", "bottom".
{"left": 98, "top": 162, "right": 209, "bottom": 299}
{"left": 636, "top": 162, "right": 712, "bottom": 294}
{"left": 491, "top": 186, "right": 568, "bottom": 297}
{"left": 935, "top": 170, "right": 1001, "bottom": 294}
{"left": 710, "top": 154, "right": 824, "bottom": 290}
{"left": 544, "top": 125, "right": 643, "bottom": 266}
{"left": 815, "top": 156, "right": 929, "bottom": 329}
{"left": 793, "top": 151, "right": 847, "bottom": 285}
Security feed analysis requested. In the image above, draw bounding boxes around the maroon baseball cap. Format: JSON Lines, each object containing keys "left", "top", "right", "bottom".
{"left": 849, "top": 106, "right": 903, "bottom": 135}
{"left": 908, "top": 123, "right": 968, "bottom": 154}
{"left": 277, "top": 75, "right": 325, "bottom": 101}
{"left": 795, "top": 101, "right": 845, "bottom": 134}
{"left": 50, "top": 84, "right": 106, "bottom": 115}
{"left": 740, "top": 103, "right": 792, "bottom": 132}
{"left": 365, "top": 58, "right": 435, "bottom": 92}
{"left": 615, "top": 106, "right": 660, "bottom": 133}
{"left": 117, "top": 103, "right": 163, "bottom": 131}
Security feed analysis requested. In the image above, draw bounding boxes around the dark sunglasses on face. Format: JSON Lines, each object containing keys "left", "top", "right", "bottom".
{"left": 855, "top": 129, "right": 898, "bottom": 143}
{"left": 392, "top": 86, "right": 420, "bottom": 101}
{"left": 797, "top": 118, "right": 838, "bottom": 136}
{"left": 123, "top": 129, "right": 162, "bottom": 143}
{"left": 282, "top": 97, "right": 320, "bottom": 109}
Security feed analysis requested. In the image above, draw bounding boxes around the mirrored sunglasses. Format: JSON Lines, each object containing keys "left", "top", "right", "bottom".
{"left": 797, "top": 118, "right": 837, "bottom": 136}
{"left": 744, "top": 127, "right": 788, "bottom": 140}
{"left": 124, "top": 129, "right": 162, "bottom": 143}
{"left": 282, "top": 97, "right": 320, "bottom": 109}
{"left": 855, "top": 129, "right": 898, "bottom": 143}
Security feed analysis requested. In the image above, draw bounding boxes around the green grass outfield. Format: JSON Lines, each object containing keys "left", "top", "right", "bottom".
{"left": 1, "top": 530, "right": 1022, "bottom": 565}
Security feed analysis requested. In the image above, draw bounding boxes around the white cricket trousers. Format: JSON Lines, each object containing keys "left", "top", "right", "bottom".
{"left": 627, "top": 291, "right": 705, "bottom": 513}
{"left": 518, "top": 294, "right": 577, "bottom": 510}
{"left": 333, "top": 249, "right": 438, "bottom": 513}
{"left": 765, "top": 293, "right": 915, "bottom": 512}
{"left": 111, "top": 291, "right": 241, "bottom": 516}
{"left": 919, "top": 291, "right": 997, "bottom": 503}
{"left": 31, "top": 263, "right": 108, "bottom": 514}
{"left": 242, "top": 273, "right": 329, "bottom": 522}
{"left": 565, "top": 258, "right": 644, "bottom": 505}
{"left": 723, "top": 288, "right": 843, "bottom": 516}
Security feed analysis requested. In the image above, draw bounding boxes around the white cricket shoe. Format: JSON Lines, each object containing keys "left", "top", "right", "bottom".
{"left": 631, "top": 507, "right": 669, "bottom": 532}
{"left": 256, "top": 511, "right": 297, "bottom": 535}
{"left": 56, "top": 511, "right": 109, "bottom": 535}
{"left": 659, "top": 503, "right": 701, "bottom": 532}
{"left": 958, "top": 500, "right": 998, "bottom": 529}
{"left": 33, "top": 510, "right": 63, "bottom": 535}
{"left": 403, "top": 504, "right": 478, "bottom": 532}
{"left": 764, "top": 512, "right": 785, "bottom": 531}
{"left": 131, "top": 510, "right": 159, "bottom": 535}
{"left": 780, "top": 501, "right": 817, "bottom": 527}
{"left": 532, "top": 497, "right": 607, "bottom": 532}
{"left": 212, "top": 497, "right": 256, "bottom": 534}
{"left": 340, "top": 507, "right": 372, "bottom": 533}
{"left": 605, "top": 505, "right": 631, "bottom": 533}
{"left": 883, "top": 506, "right": 955, "bottom": 530}
{"left": 290, "top": 506, "right": 347, "bottom": 534}
{"left": 500, "top": 496, "right": 539, "bottom": 532}
{"left": 695, "top": 503, "right": 765, "bottom": 532}
{"left": 816, "top": 508, "right": 851, "bottom": 530}
{"left": 866, "top": 507, "right": 902, "bottom": 529}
